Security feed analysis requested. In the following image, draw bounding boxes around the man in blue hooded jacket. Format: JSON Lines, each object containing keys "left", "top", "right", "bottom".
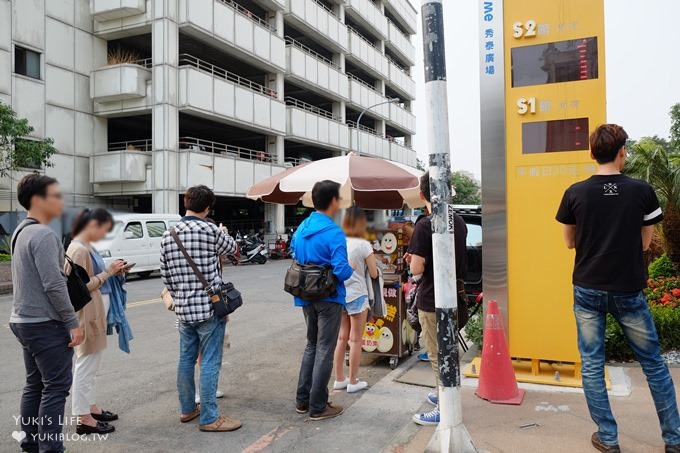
{"left": 292, "top": 180, "right": 354, "bottom": 421}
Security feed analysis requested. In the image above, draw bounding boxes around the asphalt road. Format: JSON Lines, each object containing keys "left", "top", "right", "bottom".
{"left": 0, "top": 260, "right": 403, "bottom": 453}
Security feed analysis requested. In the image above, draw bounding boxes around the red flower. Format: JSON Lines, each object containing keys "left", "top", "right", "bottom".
{"left": 672, "top": 288, "right": 680, "bottom": 298}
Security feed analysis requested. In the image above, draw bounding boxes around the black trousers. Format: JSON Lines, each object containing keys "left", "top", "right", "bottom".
{"left": 10, "top": 321, "right": 74, "bottom": 453}
{"left": 295, "top": 302, "right": 343, "bottom": 415}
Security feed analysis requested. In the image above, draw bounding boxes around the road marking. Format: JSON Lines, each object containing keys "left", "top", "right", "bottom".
{"left": 242, "top": 426, "right": 291, "bottom": 453}
{"left": 127, "top": 298, "right": 162, "bottom": 308}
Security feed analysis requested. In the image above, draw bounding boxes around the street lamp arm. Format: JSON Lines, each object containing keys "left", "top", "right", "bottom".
{"left": 355, "top": 98, "right": 400, "bottom": 157}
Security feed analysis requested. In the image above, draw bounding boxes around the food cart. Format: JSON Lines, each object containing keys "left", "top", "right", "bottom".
{"left": 360, "top": 228, "right": 418, "bottom": 369}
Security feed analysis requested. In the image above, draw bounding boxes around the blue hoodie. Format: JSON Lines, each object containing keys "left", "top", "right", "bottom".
{"left": 290, "top": 211, "right": 354, "bottom": 307}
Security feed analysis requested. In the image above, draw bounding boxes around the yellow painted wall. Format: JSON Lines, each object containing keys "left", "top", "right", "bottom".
{"left": 503, "top": 0, "right": 606, "bottom": 362}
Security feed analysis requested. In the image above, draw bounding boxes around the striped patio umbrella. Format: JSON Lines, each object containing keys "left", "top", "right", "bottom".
{"left": 246, "top": 154, "right": 425, "bottom": 209}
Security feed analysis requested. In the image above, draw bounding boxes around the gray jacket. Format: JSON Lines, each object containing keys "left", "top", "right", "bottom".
{"left": 10, "top": 219, "right": 78, "bottom": 329}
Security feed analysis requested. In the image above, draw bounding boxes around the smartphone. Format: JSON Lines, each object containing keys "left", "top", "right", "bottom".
{"left": 123, "top": 262, "right": 136, "bottom": 271}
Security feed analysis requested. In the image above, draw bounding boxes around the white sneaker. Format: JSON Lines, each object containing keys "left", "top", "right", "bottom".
{"left": 333, "top": 378, "right": 349, "bottom": 390}
{"left": 347, "top": 380, "right": 368, "bottom": 393}
{"left": 196, "top": 390, "right": 225, "bottom": 403}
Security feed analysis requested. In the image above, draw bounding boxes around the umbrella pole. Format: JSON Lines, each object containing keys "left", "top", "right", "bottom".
{"left": 420, "top": 2, "right": 477, "bottom": 452}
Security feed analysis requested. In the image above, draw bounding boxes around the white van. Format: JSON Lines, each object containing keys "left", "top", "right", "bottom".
{"left": 94, "top": 213, "right": 181, "bottom": 278}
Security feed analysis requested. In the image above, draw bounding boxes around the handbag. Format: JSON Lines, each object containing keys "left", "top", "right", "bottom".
{"left": 284, "top": 260, "right": 337, "bottom": 301}
{"left": 12, "top": 220, "right": 92, "bottom": 312}
{"left": 170, "top": 229, "right": 242, "bottom": 317}
{"left": 64, "top": 255, "right": 93, "bottom": 312}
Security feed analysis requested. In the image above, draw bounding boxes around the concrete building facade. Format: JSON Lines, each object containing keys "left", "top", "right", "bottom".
{"left": 0, "top": 0, "right": 417, "bottom": 234}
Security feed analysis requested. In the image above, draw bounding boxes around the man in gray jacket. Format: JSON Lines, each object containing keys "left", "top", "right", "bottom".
{"left": 9, "top": 174, "right": 83, "bottom": 453}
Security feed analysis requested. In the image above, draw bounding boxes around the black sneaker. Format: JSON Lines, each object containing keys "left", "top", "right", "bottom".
{"left": 591, "top": 433, "right": 620, "bottom": 453}
{"left": 92, "top": 410, "right": 118, "bottom": 422}
{"left": 666, "top": 444, "right": 680, "bottom": 453}
{"left": 77, "top": 422, "right": 115, "bottom": 435}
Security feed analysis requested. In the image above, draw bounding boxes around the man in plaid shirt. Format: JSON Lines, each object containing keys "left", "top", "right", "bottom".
{"left": 160, "top": 185, "right": 241, "bottom": 432}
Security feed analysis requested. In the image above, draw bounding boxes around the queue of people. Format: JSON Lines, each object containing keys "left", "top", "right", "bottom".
{"left": 9, "top": 175, "right": 131, "bottom": 452}
{"left": 9, "top": 122, "right": 680, "bottom": 453}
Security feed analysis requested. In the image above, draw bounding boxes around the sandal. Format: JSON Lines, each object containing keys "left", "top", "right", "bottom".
{"left": 180, "top": 404, "right": 200, "bottom": 423}
{"left": 199, "top": 415, "right": 242, "bottom": 432}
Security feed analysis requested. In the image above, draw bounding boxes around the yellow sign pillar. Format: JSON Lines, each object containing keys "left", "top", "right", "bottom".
{"left": 469, "top": 0, "right": 607, "bottom": 387}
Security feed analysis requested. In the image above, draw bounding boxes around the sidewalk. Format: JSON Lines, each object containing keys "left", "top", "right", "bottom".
{"left": 383, "top": 356, "right": 677, "bottom": 453}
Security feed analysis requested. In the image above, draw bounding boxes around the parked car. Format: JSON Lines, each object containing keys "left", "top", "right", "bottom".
{"left": 93, "top": 213, "right": 181, "bottom": 278}
{"left": 453, "top": 205, "right": 482, "bottom": 299}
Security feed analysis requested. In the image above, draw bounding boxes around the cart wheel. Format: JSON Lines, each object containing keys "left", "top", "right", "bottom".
{"left": 389, "top": 357, "right": 398, "bottom": 370}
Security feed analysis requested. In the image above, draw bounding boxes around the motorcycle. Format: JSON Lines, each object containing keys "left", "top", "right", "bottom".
{"left": 231, "top": 233, "right": 268, "bottom": 265}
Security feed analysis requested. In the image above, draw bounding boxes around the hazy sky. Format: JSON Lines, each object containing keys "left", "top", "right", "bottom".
{"left": 411, "top": 0, "right": 680, "bottom": 179}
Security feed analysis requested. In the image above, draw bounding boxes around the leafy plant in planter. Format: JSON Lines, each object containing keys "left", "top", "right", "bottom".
{"left": 649, "top": 254, "right": 678, "bottom": 279}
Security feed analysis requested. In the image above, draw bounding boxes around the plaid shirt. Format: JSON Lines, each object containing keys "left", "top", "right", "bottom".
{"left": 160, "top": 217, "right": 237, "bottom": 323}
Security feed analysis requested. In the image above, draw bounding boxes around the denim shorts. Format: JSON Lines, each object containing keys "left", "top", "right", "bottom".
{"left": 344, "top": 295, "right": 369, "bottom": 315}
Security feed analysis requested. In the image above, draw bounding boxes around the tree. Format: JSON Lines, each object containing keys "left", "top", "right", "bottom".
{"left": 0, "top": 103, "right": 55, "bottom": 177}
{"left": 671, "top": 103, "right": 680, "bottom": 151}
{"left": 625, "top": 135, "right": 680, "bottom": 270}
{"left": 451, "top": 171, "right": 481, "bottom": 205}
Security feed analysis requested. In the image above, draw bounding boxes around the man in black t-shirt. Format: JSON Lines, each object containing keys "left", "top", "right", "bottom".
{"left": 407, "top": 171, "right": 467, "bottom": 426}
{"left": 556, "top": 124, "right": 680, "bottom": 453}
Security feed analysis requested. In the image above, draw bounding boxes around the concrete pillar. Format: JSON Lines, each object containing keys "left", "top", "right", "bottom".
{"left": 376, "top": 119, "right": 386, "bottom": 136}
{"left": 270, "top": 10, "right": 284, "bottom": 38}
{"left": 375, "top": 79, "right": 386, "bottom": 96}
{"left": 265, "top": 135, "right": 285, "bottom": 233}
{"left": 265, "top": 203, "right": 285, "bottom": 234}
{"left": 334, "top": 2, "right": 345, "bottom": 22}
{"left": 267, "top": 72, "right": 284, "bottom": 101}
{"left": 332, "top": 100, "right": 346, "bottom": 122}
{"left": 151, "top": 1, "right": 180, "bottom": 214}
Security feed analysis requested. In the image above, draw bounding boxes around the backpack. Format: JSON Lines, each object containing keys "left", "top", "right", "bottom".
{"left": 13, "top": 220, "right": 92, "bottom": 312}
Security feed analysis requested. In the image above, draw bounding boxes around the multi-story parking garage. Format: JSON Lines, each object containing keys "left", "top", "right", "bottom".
{"left": 0, "top": 0, "right": 417, "bottom": 234}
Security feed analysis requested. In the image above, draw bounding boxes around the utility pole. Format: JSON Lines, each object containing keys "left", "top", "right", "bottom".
{"left": 420, "top": 1, "right": 477, "bottom": 452}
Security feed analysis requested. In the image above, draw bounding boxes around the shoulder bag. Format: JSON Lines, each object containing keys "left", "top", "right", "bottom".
{"left": 170, "top": 229, "right": 242, "bottom": 318}
{"left": 284, "top": 260, "right": 337, "bottom": 301}
{"left": 13, "top": 220, "right": 92, "bottom": 312}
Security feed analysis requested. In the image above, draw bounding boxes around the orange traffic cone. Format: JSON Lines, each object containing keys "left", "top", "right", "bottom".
{"left": 476, "top": 300, "right": 525, "bottom": 405}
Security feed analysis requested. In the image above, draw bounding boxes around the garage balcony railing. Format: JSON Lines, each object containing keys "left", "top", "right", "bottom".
{"left": 284, "top": 96, "right": 339, "bottom": 122}
{"left": 178, "top": 54, "right": 277, "bottom": 98}
{"left": 216, "top": 0, "right": 276, "bottom": 32}
{"left": 108, "top": 139, "right": 153, "bottom": 152}
{"left": 285, "top": 36, "right": 340, "bottom": 70}
{"left": 179, "top": 136, "right": 275, "bottom": 162}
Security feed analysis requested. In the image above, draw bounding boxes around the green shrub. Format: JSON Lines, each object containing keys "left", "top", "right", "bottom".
{"left": 649, "top": 253, "right": 678, "bottom": 278}
{"left": 605, "top": 304, "right": 680, "bottom": 361}
{"left": 0, "top": 253, "right": 10, "bottom": 262}
{"left": 464, "top": 312, "right": 484, "bottom": 349}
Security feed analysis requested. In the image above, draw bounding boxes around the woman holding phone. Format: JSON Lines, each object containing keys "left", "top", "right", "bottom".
{"left": 66, "top": 208, "right": 126, "bottom": 434}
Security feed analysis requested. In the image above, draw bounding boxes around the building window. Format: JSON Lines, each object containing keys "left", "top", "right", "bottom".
{"left": 15, "top": 46, "right": 41, "bottom": 80}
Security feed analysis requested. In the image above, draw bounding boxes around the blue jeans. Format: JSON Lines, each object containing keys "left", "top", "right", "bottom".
{"left": 296, "top": 302, "right": 343, "bottom": 415}
{"left": 10, "top": 321, "right": 73, "bottom": 453}
{"left": 574, "top": 285, "right": 680, "bottom": 446}
{"left": 177, "top": 315, "right": 226, "bottom": 425}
